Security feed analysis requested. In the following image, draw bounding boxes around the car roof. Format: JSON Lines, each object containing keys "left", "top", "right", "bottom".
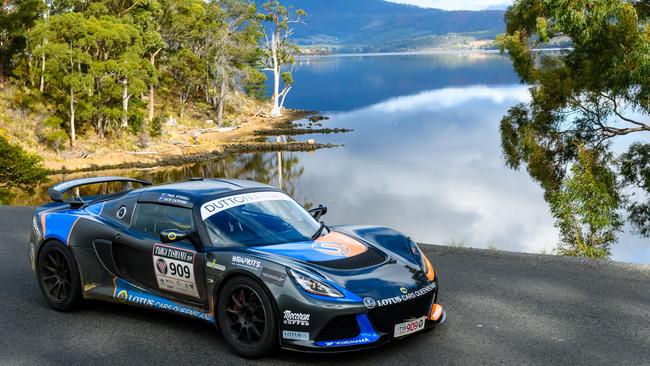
{"left": 133, "top": 178, "right": 275, "bottom": 208}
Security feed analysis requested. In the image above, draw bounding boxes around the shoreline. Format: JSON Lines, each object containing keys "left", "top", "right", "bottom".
{"left": 38, "top": 109, "right": 341, "bottom": 174}
{"left": 296, "top": 48, "right": 569, "bottom": 59}
{"left": 47, "top": 141, "right": 339, "bottom": 174}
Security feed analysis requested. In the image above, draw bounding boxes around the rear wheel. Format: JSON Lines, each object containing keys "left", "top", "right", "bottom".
{"left": 36, "top": 241, "right": 83, "bottom": 311}
{"left": 217, "top": 276, "right": 278, "bottom": 358}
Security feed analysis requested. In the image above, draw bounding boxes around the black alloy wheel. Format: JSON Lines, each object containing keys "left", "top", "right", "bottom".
{"left": 217, "top": 276, "right": 278, "bottom": 358}
{"left": 41, "top": 249, "right": 72, "bottom": 302}
{"left": 37, "top": 241, "right": 83, "bottom": 311}
{"left": 226, "top": 286, "right": 266, "bottom": 345}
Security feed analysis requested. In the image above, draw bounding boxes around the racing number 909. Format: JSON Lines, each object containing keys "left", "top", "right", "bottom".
{"left": 170, "top": 262, "right": 191, "bottom": 278}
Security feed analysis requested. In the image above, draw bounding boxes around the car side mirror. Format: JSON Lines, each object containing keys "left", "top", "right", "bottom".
{"left": 160, "top": 229, "right": 191, "bottom": 244}
{"left": 309, "top": 204, "right": 327, "bottom": 221}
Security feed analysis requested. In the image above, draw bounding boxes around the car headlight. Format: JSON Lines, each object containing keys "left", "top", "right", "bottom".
{"left": 288, "top": 269, "right": 343, "bottom": 298}
{"left": 409, "top": 240, "right": 436, "bottom": 282}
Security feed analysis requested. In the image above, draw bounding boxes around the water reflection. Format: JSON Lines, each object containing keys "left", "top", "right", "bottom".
{"left": 12, "top": 151, "right": 309, "bottom": 207}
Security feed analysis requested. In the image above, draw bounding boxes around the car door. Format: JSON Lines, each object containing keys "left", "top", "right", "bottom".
{"left": 112, "top": 201, "right": 207, "bottom": 303}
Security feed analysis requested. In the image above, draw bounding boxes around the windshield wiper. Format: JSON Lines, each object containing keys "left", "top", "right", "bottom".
{"left": 311, "top": 222, "right": 328, "bottom": 240}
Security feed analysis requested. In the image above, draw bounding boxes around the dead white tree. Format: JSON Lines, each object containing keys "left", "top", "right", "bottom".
{"left": 259, "top": 1, "right": 305, "bottom": 117}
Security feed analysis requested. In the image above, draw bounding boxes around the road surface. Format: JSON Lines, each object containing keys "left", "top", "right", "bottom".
{"left": 1, "top": 206, "right": 649, "bottom": 365}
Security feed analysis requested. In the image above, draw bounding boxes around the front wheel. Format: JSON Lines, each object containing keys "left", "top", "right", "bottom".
{"left": 217, "top": 276, "right": 278, "bottom": 358}
{"left": 36, "top": 241, "right": 83, "bottom": 311}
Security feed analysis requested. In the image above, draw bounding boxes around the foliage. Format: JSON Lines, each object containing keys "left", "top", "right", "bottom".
{"left": 149, "top": 116, "right": 163, "bottom": 137}
{"left": 0, "top": 133, "right": 48, "bottom": 204}
{"left": 40, "top": 116, "right": 68, "bottom": 152}
{"left": 2, "top": 0, "right": 266, "bottom": 146}
{"left": 497, "top": 0, "right": 650, "bottom": 258}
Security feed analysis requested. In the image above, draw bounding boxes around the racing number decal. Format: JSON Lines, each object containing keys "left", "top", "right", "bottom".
{"left": 152, "top": 244, "right": 199, "bottom": 298}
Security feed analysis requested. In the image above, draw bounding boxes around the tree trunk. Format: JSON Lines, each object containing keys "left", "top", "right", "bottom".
{"left": 148, "top": 84, "right": 155, "bottom": 123}
{"left": 217, "top": 76, "right": 226, "bottom": 125}
{"left": 147, "top": 49, "right": 161, "bottom": 126}
{"left": 70, "top": 88, "right": 76, "bottom": 148}
{"left": 121, "top": 77, "right": 129, "bottom": 128}
{"left": 270, "top": 30, "right": 281, "bottom": 117}
{"left": 180, "top": 94, "right": 185, "bottom": 119}
{"left": 39, "top": 40, "right": 46, "bottom": 93}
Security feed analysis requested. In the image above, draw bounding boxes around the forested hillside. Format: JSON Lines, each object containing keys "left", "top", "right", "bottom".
{"left": 0, "top": 0, "right": 265, "bottom": 150}
{"left": 281, "top": 0, "right": 505, "bottom": 52}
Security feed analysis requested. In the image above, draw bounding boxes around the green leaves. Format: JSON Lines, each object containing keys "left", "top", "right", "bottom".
{"left": 0, "top": 133, "right": 48, "bottom": 204}
{"left": 499, "top": 0, "right": 650, "bottom": 258}
{"left": 550, "top": 147, "right": 623, "bottom": 259}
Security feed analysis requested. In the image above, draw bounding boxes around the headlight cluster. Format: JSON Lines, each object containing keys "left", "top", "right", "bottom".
{"left": 409, "top": 240, "right": 436, "bottom": 282}
{"left": 288, "top": 269, "right": 343, "bottom": 298}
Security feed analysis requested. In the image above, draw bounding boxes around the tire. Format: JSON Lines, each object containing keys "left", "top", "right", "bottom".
{"left": 36, "top": 241, "right": 83, "bottom": 311}
{"left": 217, "top": 276, "right": 278, "bottom": 358}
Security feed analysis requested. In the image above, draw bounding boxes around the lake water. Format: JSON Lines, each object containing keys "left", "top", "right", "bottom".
{"left": 22, "top": 52, "right": 650, "bottom": 264}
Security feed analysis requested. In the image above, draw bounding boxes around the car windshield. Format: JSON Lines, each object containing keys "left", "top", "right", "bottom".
{"left": 201, "top": 191, "right": 320, "bottom": 247}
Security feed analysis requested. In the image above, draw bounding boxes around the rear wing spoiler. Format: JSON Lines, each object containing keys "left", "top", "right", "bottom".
{"left": 48, "top": 176, "right": 152, "bottom": 205}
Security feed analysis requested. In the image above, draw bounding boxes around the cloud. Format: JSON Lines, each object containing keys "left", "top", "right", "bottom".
{"left": 384, "top": 0, "right": 512, "bottom": 11}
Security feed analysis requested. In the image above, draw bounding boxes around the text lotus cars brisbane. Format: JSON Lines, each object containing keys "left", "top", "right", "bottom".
{"left": 30, "top": 177, "right": 446, "bottom": 358}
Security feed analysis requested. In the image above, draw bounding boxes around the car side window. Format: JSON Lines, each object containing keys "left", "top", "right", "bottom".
{"left": 131, "top": 203, "right": 194, "bottom": 238}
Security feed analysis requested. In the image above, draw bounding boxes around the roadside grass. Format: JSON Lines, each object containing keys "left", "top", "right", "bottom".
{"left": 445, "top": 238, "right": 468, "bottom": 248}
{"left": 487, "top": 241, "right": 499, "bottom": 251}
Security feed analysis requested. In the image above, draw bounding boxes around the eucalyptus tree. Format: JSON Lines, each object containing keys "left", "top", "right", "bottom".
{"left": 258, "top": 0, "right": 305, "bottom": 117}
{"left": 497, "top": 0, "right": 650, "bottom": 258}
{"left": 29, "top": 12, "right": 92, "bottom": 147}
{"left": 205, "top": 0, "right": 259, "bottom": 124}
{"left": 0, "top": 0, "right": 44, "bottom": 89}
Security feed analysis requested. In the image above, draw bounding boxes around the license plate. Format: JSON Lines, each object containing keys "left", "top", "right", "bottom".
{"left": 393, "top": 316, "right": 427, "bottom": 338}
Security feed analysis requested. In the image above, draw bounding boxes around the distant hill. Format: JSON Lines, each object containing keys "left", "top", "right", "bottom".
{"left": 279, "top": 0, "right": 506, "bottom": 52}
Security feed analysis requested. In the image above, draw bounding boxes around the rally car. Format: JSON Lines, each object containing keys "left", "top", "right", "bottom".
{"left": 29, "top": 176, "right": 445, "bottom": 358}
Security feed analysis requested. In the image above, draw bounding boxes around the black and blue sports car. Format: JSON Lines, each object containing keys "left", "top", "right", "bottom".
{"left": 29, "top": 176, "right": 445, "bottom": 358}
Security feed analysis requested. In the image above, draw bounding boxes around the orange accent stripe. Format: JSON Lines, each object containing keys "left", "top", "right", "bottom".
{"left": 315, "top": 232, "right": 368, "bottom": 257}
{"left": 112, "top": 276, "right": 117, "bottom": 297}
{"left": 67, "top": 217, "right": 81, "bottom": 245}
{"left": 430, "top": 304, "right": 443, "bottom": 321}
{"left": 424, "top": 255, "right": 435, "bottom": 282}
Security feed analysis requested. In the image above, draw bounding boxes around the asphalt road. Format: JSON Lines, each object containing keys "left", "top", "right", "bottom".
{"left": 1, "top": 206, "right": 649, "bottom": 366}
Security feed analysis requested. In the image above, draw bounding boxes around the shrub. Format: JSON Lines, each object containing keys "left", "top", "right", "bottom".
{"left": 0, "top": 133, "right": 49, "bottom": 204}
{"left": 129, "top": 114, "right": 144, "bottom": 135}
{"left": 39, "top": 116, "right": 69, "bottom": 152}
{"left": 149, "top": 117, "right": 163, "bottom": 137}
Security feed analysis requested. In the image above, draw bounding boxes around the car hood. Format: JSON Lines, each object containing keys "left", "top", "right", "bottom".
{"left": 252, "top": 229, "right": 433, "bottom": 300}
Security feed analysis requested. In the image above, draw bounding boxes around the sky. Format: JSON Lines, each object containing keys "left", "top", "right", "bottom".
{"left": 384, "top": 0, "right": 512, "bottom": 11}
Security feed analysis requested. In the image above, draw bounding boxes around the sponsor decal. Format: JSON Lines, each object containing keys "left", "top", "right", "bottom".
{"left": 400, "top": 287, "right": 408, "bottom": 294}
{"left": 167, "top": 231, "right": 177, "bottom": 241}
{"left": 260, "top": 268, "right": 286, "bottom": 286}
{"left": 231, "top": 255, "right": 263, "bottom": 272}
{"left": 206, "top": 259, "right": 226, "bottom": 271}
{"left": 283, "top": 310, "right": 310, "bottom": 326}
{"left": 363, "top": 283, "right": 436, "bottom": 309}
{"left": 363, "top": 297, "right": 376, "bottom": 309}
{"left": 200, "top": 191, "right": 292, "bottom": 220}
{"left": 117, "top": 290, "right": 129, "bottom": 301}
{"left": 84, "top": 283, "right": 97, "bottom": 292}
{"left": 158, "top": 193, "right": 191, "bottom": 206}
{"left": 312, "top": 232, "right": 368, "bottom": 258}
{"left": 156, "top": 258, "right": 168, "bottom": 274}
{"left": 116, "top": 206, "right": 127, "bottom": 219}
{"left": 282, "top": 330, "right": 309, "bottom": 341}
{"left": 153, "top": 244, "right": 199, "bottom": 298}
{"left": 113, "top": 280, "right": 213, "bottom": 323}
{"left": 320, "top": 337, "right": 371, "bottom": 347}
